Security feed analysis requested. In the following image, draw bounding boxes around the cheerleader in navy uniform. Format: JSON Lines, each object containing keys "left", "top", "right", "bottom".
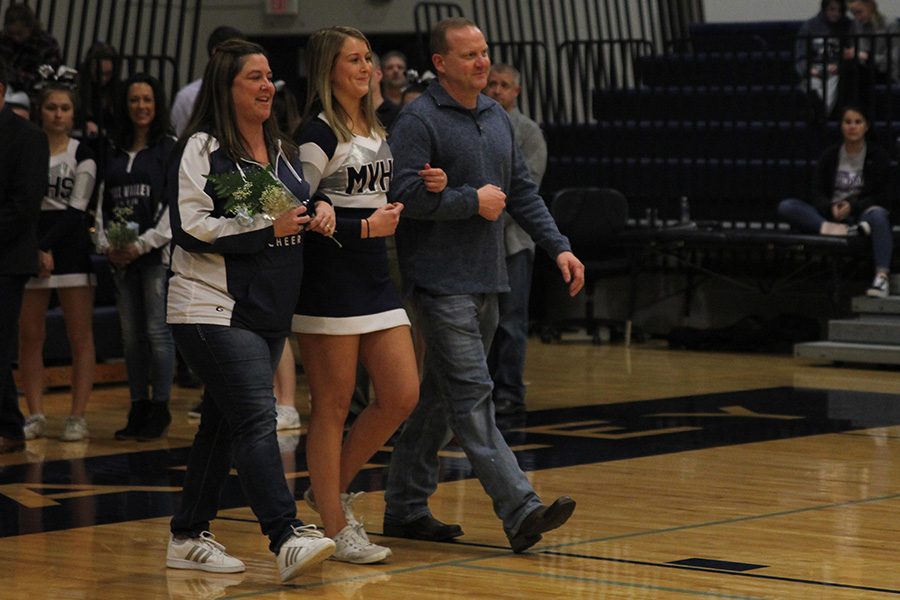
{"left": 18, "top": 72, "right": 96, "bottom": 442}
{"left": 94, "top": 73, "right": 176, "bottom": 441}
{"left": 293, "top": 26, "right": 447, "bottom": 564}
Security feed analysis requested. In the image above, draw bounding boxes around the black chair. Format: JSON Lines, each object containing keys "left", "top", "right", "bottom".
{"left": 543, "top": 187, "right": 633, "bottom": 344}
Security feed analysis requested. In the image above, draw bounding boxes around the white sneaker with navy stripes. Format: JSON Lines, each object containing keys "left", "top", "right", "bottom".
{"left": 276, "top": 524, "right": 335, "bottom": 582}
{"left": 166, "top": 531, "right": 245, "bottom": 573}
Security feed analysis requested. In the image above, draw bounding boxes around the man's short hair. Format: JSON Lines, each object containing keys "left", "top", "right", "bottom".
{"left": 207, "top": 26, "right": 246, "bottom": 57}
{"left": 490, "top": 63, "right": 521, "bottom": 85}
{"left": 382, "top": 50, "right": 407, "bottom": 66}
{"left": 430, "top": 17, "right": 478, "bottom": 56}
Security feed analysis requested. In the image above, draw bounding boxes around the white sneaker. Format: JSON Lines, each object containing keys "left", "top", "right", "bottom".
{"left": 331, "top": 524, "right": 392, "bottom": 564}
{"left": 60, "top": 416, "right": 88, "bottom": 442}
{"left": 23, "top": 414, "right": 46, "bottom": 440}
{"left": 166, "top": 531, "right": 246, "bottom": 573}
{"left": 276, "top": 524, "right": 335, "bottom": 582}
{"left": 276, "top": 404, "right": 301, "bottom": 430}
{"left": 304, "top": 489, "right": 368, "bottom": 539}
{"left": 867, "top": 273, "right": 890, "bottom": 298}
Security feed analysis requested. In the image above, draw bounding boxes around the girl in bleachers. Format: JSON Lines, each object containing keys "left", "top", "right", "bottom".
{"left": 796, "top": 0, "right": 852, "bottom": 117}
{"left": 77, "top": 41, "right": 120, "bottom": 139}
{"left": 18, "top": 71, "right": 97, "bottom": 442}
{"left": 777, "top": 105, "right": 893, "bottom": 297}
{"left": 847, "top": 0, "right": 899, "bottom": 83}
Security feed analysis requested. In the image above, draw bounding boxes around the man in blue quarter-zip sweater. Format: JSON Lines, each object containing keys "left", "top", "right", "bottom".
{"left": 384, "top": 17, "right": 585, "bottom": 554}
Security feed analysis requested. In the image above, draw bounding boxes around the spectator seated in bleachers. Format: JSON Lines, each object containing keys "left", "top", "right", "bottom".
{"left": 0, "top": 3, "right": 60, "bottom": 96}
{"left": 777, "top": 105, "right": 893, "bottom": 298}
{"left": 848, "top": 0, "right": 899, "bottom": 83}
{"left": 76, "top": 40, "right": 121, "bottom": 139}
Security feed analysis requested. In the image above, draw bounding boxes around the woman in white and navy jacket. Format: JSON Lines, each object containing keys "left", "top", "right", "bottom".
{"left": 164, "top": 40, "right": 338, "bottom": 583}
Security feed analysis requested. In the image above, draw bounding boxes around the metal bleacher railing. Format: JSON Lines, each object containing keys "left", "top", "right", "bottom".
{"left": 414, "top": 0, "right": 704, "bottom": 124}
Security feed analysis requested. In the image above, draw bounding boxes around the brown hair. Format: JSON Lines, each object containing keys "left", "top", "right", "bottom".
{"left": 430, "top": 17, "right": 479, "bottom": 55}
{"left": 179, "top": 39, "right": 296, "bottom": 162}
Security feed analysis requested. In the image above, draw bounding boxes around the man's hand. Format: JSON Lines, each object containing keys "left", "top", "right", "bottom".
{"left": 556, "top": 251, "right": 585, "bottom": 297}
{"left": 477, "top": 184, "right": 506, "bottom": 221}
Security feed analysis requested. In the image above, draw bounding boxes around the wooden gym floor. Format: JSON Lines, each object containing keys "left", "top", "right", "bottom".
{"left": 2, "top": 339, "right": 900, "bottom": 599}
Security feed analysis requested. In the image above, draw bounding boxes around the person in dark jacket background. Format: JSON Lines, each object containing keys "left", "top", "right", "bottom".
{"left": 796, "top": 0, "right": 853, "bottom": 117}
{"left": 95, "top": 73, "right": 176, "bottom": 441}
{"left": 0, "top": 56, "right": 48, "bottom": 453}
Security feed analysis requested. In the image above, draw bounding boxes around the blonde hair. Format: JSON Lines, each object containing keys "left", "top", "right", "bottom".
{"left": 850, "top": 0, "right": 886, "bottom": 28}
{"left": 302, "top": 26, "right": 384, "bottom": 143}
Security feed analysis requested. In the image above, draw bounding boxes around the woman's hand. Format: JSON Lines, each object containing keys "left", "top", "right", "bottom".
{"left": 107, "top": 244, "right": 141, "bottom": 269}
{"left": 307, "top": 200, "right": 337, "bottom": 236}
{"left": 273, "top": 204, "right": 312, "bottom": 238}
{"left": 419, "top": 163, "right": 447, "bottom": 193}
{"left": 832, "top": 199, "right": 851, "bottom": 222}
{"left": 366, "top": 202, "right": 404, "bottom": 238}
{"left": 37, "top": 250, "right": 53, "bottom": 278}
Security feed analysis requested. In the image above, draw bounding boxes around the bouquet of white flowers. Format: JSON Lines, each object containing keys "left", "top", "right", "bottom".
{"left": 205, "top": 164, "right": 339, "bottom": 245}
{"left": 205, "top": 164, "right": 307, "bottom": 225}
{"left": 106, "top": 206, "right": 139, "bottom": 250}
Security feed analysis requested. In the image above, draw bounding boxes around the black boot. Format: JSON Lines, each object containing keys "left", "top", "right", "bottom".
{"left": 115, "top": 400, "right": 151, "bottom": 440}
{"left": 137, "top": 402, "right": 172, "bottom": 441}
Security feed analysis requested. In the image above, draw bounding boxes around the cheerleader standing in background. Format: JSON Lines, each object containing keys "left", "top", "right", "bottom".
{"left": 292, "top": 26, "right": 446, "bottom": 564}
{"left": 19, "top": 73, "right": 96, "bottom": 442}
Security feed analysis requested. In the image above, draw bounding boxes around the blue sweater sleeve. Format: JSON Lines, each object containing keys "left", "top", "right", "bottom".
{"left": 387, "top": 111, "right": 480, "bottom": 221}
{"left": 504, "top": 127, "right": 571, "bottom": 259}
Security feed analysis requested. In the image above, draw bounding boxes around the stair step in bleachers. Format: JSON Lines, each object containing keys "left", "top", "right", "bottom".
{"left": 851, "top": 294, "right": 900, "bottom": 315}
{"left": 795, "top": 291, "right": 900, "bottom": 366}
{"left": 829, "top": 317, "right": 900, "bottom": 344}
{"left": 794, "top": 340, "right": 900, "bottom": 365}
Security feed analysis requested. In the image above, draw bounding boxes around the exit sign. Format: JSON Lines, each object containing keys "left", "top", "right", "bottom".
{"left": 266, "top": 0, "right": 298, "bottom": 15}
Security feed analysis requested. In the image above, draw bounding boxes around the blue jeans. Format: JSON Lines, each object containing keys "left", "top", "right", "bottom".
{"left": 384, "top": 290, "right": 542, "bottom": 538}
{"left": 112, "top": 262, "right": 175, "bottom": 404}
{"left": 778, "top": 198, "right": 893, "bottom": 271}
{"left": 169, "top": 324, "right": 301, "bottom": 553}
{"left": 0, "top": 275, "right": 26, "bottom": 440}
{"left": 488, "top": 250, "right": 534, "bottom": 411}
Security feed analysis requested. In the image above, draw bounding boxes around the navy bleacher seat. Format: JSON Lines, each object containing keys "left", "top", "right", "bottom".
{"left": 687, "top": 21, "right": 803, "bottom": 53}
